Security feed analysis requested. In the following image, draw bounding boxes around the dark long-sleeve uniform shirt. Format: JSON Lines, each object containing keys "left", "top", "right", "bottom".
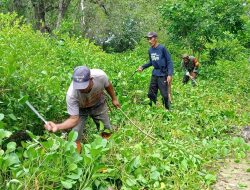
{"left": 142, "top": 44, "right": 174, "bottom": 76}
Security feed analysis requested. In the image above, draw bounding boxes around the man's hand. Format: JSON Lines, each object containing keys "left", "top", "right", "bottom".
{"left": 137, "top": 66, "right": 143, "bottom": 72}
{"left": 112, "top": 99, "right": 121, "bottom": 109}
{"left": 185, "top": 71, "right": 194, "bottom": 79}
{"left": 167, "top": 76, "right": 172, "bottom": 85}
{"left": 44, "top": 121, "right": 59, "bottom": 132}
{"left": 185, "top": 71, "right": 190, "bottom": 76}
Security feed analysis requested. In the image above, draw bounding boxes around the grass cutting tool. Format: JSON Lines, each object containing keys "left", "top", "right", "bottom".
{"left": 25, "top": 101, "right": 48, "bottom": 124}
{"left": 131, "top": 70, "right": 137, "bottom": 77}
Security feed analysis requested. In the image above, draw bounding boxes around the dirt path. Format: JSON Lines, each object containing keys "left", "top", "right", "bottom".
{"left": 213, "top": 143, "right": 250, "bottom": 190}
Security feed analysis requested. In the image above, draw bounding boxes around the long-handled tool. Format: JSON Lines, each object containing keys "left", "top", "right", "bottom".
{"left": 118, "top": 108, "right": 156, "bottom": 140}
{"left": 103, "top": 92, "right": 157, "bottom": 141}
{"left": 131, "top": 70, "right": 137, "bottom": 77}
{"left": 25, "top": 101, "right": 48, "bottom": 124}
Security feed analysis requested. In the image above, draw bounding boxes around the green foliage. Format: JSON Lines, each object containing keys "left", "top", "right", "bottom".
{"left": 0, "top": 12, "right": 250, "bottom": 189}
{"left": 103, "top": 17, "right": 142, "bottom": 53}
{"left": 203, "top": 32, "right": 246, "bottom": 64}
{"left": 0, "top": 13, "right": 110, "bottom": 134}
{"left": 159, "top": 0, "right": 248, "bottom": 54}
{"left": 1, "top": 0, "right": 165, "bottom": 52}
{"left": 0, "top": 130, "right": 113, "bottom": 189}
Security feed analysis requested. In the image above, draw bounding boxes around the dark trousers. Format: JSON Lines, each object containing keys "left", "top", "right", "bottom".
{"left": 182, "top": 75, "right": 191, "bottom": 84}
{"left": 148, "top": 75, "right": 170, "bottom": 110}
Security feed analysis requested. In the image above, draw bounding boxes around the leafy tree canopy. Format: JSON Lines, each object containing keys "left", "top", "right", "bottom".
{"left": 159, "top": 0, "right": 249, "bottom": 53}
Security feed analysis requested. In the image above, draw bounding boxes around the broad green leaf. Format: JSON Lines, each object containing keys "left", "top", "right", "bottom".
{"left": 7, "top": 142, "right": 16, "bottom": 152}
{"left": 151, "top": 153, "right": 161, "bottom": 159}
{"left": 50, "top": 141, "right": 60, "bottom": 151}
{"left": 205, "top": 174, "right": 216, "bottom": 184}
{"left": 150, "top": 166, "right": 157, "bottom": 172}
{"left": 24, "top": 147, "right": 38, "bottom": 159}
{"left": 137, "top": 174, "right": 148, "bottom": 184}
{"left": 130, "top": 156, "right": 140, "bottom": 169}
{"left": 0, "top": 129, "right": 12, "bottom": 139}
{"left": 67, "top": 173, "right": 81, "bottom": 180}
{"left": 8, "top": 113, "right": 17, "bottom": 121}
{"left": 82, "top": 153, "right": 92, "bottom": 164}
{"left": 6, "top": 153, "right": 20, "bottom": 166}
{"left": 61, "top": 180, "right": 73, "bottom": 189}
{"left": 68, "top": 163, "right": 77, "bottom": 171}
{"left": 162, "top": 165, "right": 171, "bottom": 172}
{"left": 99, "top": 121, "right": 104, "bottom": 131}
{"left": 68, "top": 131, "right": 78, "bottom": 142}
{"left": 150, "top": 170, "right": 160, "bottom": 181}
{"left": 90, "top": 148, "right": 102, "bottom": 158}
{"left": 94, "top": 180, "right": 101, "bottom": 188}
{"left": 181, "top": 159, "right": 188, "bottom": 171}
{"left": 41, "top": 70, "right": 48, "bottom": 75}
{"left": 0, "top": 113, "right": 4, "bottom": 121}
{"left": 103, "top": 128, "right": 111, "bottom": 133}
{"left": 160, "top": 182, "right": 166, "bottom": 189}
{"left": 126, "top": 178, "right": 136, "bottom": 187}
{"left": 0, "top": 149, "right": 4, "bottom": 156}
{"left": 41, "top": 139, "right": 54, "bottom": 149}
{"left": 134, "top": 168, "right": 143, "bottom": 176}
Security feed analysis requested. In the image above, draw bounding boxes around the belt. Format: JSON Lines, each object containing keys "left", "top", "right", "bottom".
{"left": 80, "top": 100, "right": 104, "bottom": 110}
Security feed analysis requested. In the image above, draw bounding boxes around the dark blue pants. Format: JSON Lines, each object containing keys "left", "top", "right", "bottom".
{"left": 148, "top": 75, "right": 170, "bottom": 110}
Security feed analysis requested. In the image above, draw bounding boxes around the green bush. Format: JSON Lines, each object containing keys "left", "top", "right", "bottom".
{"left": 203, "top": 32, "right": 246, "bottom": 64}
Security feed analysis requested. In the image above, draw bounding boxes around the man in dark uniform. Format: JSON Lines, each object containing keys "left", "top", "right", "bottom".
{"left": 138, "top": 32, "right": 174, "bottom": 110}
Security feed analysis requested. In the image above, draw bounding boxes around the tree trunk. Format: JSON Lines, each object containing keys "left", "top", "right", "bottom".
{"left": 31, "top": 0, "right": 46, "bottom": 30}
{"left": 56, "top": 0, "right": 71, "bottom": 29}
{"left": 79, "top": 0, "right": 85, "bottom": 30}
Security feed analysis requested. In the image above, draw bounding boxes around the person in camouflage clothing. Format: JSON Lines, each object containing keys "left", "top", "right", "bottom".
{"left": 181, "top": 54, "right": 200, "bottom": 86}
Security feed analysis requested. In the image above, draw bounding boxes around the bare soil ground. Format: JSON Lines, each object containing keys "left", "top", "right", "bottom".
{"left": 213, "top": 143, "right": 250, "bottom": 190}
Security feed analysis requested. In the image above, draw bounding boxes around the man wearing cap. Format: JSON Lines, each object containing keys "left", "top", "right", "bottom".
{"left": 181, "top": 54, "right": 200, "bottom": 86}
{"left": 137, "top": 32, "right": 174, "bottom": 110}
{"left": 44, "top": 66, "right": 120, "bottom": 152}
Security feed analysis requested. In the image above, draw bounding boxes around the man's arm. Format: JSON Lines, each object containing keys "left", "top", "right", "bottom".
{"left": 162, "top": 47, "right": 174, "bottom": 84}
{"left": 193, "top": 58, "right": 200, "bottom": 72}
{"left": 45, "top": 115, "right": 80, "bottom": 132}
{"left": 142, "top": 61, "right": 152, "bottom": 70}
{"left": 105, "top": 82, "right": 121, "bottom": 108}
{"left": 163, "top": 47, "right": 174, "bottom": 76}
{"left": 138, "top": 51, "right": 152, "bottom": 71}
